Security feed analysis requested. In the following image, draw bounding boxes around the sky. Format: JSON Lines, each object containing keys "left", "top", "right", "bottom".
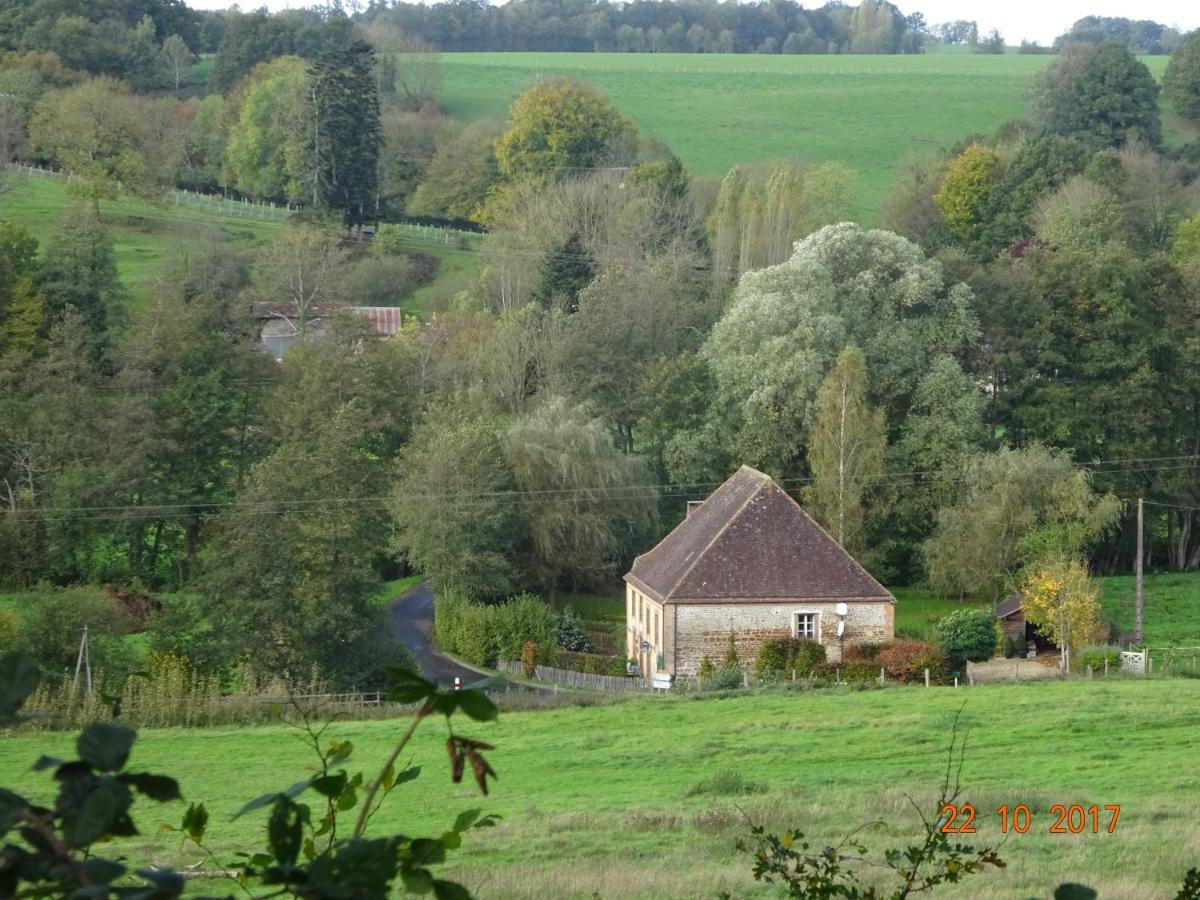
{"left": 183, "top": 0, "right": 1200, "bottom": 46}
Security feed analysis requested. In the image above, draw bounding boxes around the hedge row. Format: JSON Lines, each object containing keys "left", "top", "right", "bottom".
{"left": 433, "top": 591, "right": 557, "bottom": 667}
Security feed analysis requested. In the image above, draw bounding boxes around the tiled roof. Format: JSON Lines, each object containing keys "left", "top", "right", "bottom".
{"left": 626, "top": 465, "right": 893, "bottom": 604}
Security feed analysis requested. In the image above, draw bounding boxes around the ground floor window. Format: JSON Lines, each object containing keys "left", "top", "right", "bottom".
{"left": 794, "top": 612, "right": 818, "bottom": 640}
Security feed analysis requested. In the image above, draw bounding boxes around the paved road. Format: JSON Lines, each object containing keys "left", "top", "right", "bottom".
{"left": 388, "top": 582, "right": 487, "bottom": 688}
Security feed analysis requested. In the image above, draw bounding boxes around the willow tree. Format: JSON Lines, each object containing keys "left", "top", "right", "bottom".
{"left": 804, "top": 346, "right": 887, "bottom": 555}
{"left": 502, "top": 397, "right": 656, "bottom": 593}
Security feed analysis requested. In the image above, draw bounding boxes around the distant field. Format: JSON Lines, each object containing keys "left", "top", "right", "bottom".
{"left": 442, "top": 52, "right": 1175, "bottom": 222}
{"left": 4, "top": 678, "right": 1199, "bottom": 897}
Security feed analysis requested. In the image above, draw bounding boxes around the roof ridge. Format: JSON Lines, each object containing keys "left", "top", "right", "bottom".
{"left": 767, "top": 480, "right": 893, "bottom": 600}
{"left": 663, "top": 471, "right": 767, "bottom": 602}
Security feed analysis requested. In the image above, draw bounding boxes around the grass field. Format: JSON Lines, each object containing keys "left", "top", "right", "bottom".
{"left": 441, "top": 52, "right": 1177, "bottom": 222}
{"left": 3, "top": 678, "right": 1199, "bottom": 897}
{"left": 0, "top": 174, "right": 479, "bottom": 316}
{"left": 0, "top": 174, "right": 283, "bottom": 310}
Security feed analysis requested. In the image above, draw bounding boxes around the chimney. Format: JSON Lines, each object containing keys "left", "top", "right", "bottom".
{"left": 686, "top": 501, "right": 703, "bottom": 518}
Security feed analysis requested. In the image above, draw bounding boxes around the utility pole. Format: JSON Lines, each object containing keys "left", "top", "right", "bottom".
{"left": 1134, "top": 497, "right": 1144, "bottom": 646}
{"left": 73, "top": 625, "right": 92, "bottom": 694}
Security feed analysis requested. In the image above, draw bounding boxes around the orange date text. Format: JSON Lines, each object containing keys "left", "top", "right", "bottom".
{"left": 939, "top": 804, "right": 1121, "bottom": 834}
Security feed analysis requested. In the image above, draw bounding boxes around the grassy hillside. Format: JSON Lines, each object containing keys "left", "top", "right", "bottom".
{"left": 441, "top": 52, "right": 1176, "bottom": 222}
{"left": 0, "top": 174, "right": 481, "bottom": 316}
{"left": 3, "top": 678, "right": 1198, "bottom": 897}
{"left": 0, "top": 174, "right": 283, "bottom": 309}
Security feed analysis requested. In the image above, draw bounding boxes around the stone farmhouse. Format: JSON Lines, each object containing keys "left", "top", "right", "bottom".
{"left": 624, "top": 465, "right": 895, "bottom": 679}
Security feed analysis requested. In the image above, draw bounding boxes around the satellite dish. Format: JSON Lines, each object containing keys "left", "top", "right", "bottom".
{"left": 836, "top": 602, "right": 848, "bottom": 617}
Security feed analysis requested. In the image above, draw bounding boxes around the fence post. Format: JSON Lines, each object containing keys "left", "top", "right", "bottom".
{"left": 836, "top": 667, "right": 840, "bottom": 684}
{"left": 924, "top": 668, "right": 930, "bottom": 688}
{"left": 954, "top": 676, "right": 958, "bottom": 687}
{"left": 1087, "top": 665, "right": 1093, "bottom": 679}
{"left": 879, "top": 666, "right": 885, "bottom": 685}
{"left": 1104, "top": 659, "right": 1109, "bottom": 676}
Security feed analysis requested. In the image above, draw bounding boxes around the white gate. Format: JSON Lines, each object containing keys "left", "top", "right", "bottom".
{"left": 1119, "top": 651, "right": 1146, "bottom": 675}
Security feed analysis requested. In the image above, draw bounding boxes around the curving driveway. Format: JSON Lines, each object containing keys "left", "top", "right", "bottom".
{"left": 387, "top": 582, "right": 486, "bottom": 688}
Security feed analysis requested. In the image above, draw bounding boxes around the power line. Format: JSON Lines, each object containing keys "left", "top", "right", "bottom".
{"left": 8, "top": 455, "right": 1198, "bottom": 524}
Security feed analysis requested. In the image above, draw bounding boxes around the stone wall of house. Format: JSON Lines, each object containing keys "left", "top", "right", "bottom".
{"left": 672, "top": 600, "right": 893, "bottom": 676}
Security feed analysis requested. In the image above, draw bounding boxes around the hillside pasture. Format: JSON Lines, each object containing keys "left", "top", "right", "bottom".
{"left": 441, "top": 52, "right": 1175, "bottom": 222}
{"left": 3, "top": 678, "right": 1199, "bottom": 897}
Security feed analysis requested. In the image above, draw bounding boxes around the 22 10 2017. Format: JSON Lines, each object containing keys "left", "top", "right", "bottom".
{"left": 939, "top": 803, "right": 1122, "bottom": 835}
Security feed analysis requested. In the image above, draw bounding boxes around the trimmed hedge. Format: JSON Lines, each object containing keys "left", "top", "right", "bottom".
{"left": 433, "top": 591, "right": 557, "bottom": 666}
{"left": 935, "top": 608, "right": 997, "bottom": 664}
{"left": 554, "top": 649, "right": 627, "bottom": 676}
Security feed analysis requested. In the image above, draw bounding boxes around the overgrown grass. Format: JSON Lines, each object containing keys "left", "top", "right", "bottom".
{"left": 371, "top": 574, "right": 424, "bottom": 606}
{"left": 3, "top": 678, "right": 1198, "bottom": 897}
{"left": 441, "top": 52, "right": 1176, "bottom": 223}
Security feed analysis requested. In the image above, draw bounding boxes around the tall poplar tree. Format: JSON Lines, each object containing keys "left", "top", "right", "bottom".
{"left": 804, "top": 346, "right": 887, "bottom": 555}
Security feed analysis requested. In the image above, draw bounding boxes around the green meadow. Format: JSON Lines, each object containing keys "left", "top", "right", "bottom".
{"left": 441, "top": 52, "right": 1178, "bottom": 222}
{"left": 4, "top": 678, "right": 1199, "bottom": 897}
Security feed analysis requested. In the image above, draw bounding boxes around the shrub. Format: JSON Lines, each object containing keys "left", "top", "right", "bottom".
{"left": 556, "top": 607, "right": 593, "bottom": 652}
{"left": 144, "top": 595, "right": 231, "bottom": 675}
{"left": 433, "top": 590, "right": 469, "bottom": 656}
{"left": 844, "top": 642, "right": 889, "bottom": 662}
{"left": 934, "top": 143, "right": 1000, "bottom": 241}
{"left": 1077, "top": 646, "right": 1121, "bottom": 673}
{"left": 698, "top": 656, "right": 714, "bottom": 679}
{"left": 816, "top": 660, "right": 882, "bottom": 682}
{"left": 521, "top": 641, "right": 538, "bottom": 678}
{"left": 722, "top": 632, "right": 739, "bottom": 667}
{"left": 0, "top": 608, "right": 21, "bottom": 655}
{"left": 700, "top": 663, "right": 744, "bottom": 692}
{"left": 554, "top": 649, "right": 625, "bottom": 676}
{"left": 755, "top": 637, "right": 827, "bottom": 681}
{"left": 23, "top": 587, "right": 137, "bottom": 677}
{"left": 455, "top": 603, "right": 496, "bottom": 666}
{"left": 935, "top": 608, "right": 997, "bottom": 664}
{"left": 492, "top": 593, "right": 557, "bottom": 662}
{"left": 877, "top": 640, "right": 948, "bottom": 684}
{"left": 685, "top": 769, "right": 767, "bottom": 797}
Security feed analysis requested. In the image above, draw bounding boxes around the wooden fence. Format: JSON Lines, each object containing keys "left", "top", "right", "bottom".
{"left": 495, "top": 659, "right": 648, "bottom": 692}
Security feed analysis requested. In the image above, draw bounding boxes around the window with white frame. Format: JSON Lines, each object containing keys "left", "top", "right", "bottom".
{"left": 793, "top": 612, "right": 819, "bottom": 641}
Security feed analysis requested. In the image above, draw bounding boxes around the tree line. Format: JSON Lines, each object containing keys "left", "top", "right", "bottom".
{"left": 3, "top": 23, "right": 1200, "bottom": 688}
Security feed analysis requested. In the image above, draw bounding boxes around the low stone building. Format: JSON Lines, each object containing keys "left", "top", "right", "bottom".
{"left": 624, "top": 465, "right": 894, "bottom": 678}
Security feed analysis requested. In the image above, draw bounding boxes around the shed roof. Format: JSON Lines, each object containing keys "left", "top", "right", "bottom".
{"left": 625, "top": 465, "right": 894, "bottom": 604}
{"left": 996, "top": 595, "right": 1024, "bottom": 619}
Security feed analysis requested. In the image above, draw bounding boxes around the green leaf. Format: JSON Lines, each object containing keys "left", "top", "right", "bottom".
{"left": 233, "top": 780, "right": 311, "bottom": 819}
{"left": 77, "top": 723, "right": 136, "bottom": 772}
{"left": 118, "top": 773, "right": 181, "bottom": 802}
{"left": 473, "top": 813, "right": 500, "bottom": 829}
{"left": 131, "top": 868, "right": 186, "bottom": 897}
{"left": 62, "top": 779, "right": 130, "bottom": 847}
{"left": 83, "top": 856, "right": 126, "bottom": 884}
{"left": 0, "top": 653, "right": 40, "bottom": 724}
{"left": 441, "top": 830, "right": 461, "bottom": 850}
{"left": 409, "top": 837, "right": 446, "bottom": 866}
{"left": 400, "top": 866, "right": 435, "bottom": 894}
{"left": 32, "top": 756, "right": 65, "bottom": 772}
{"left": 310, "top": 772, "right": 347, "bottom": 799}
{"left": 1054, "top": 885, "right": 1099, "bottom": 900}
{"left": 326, "top": 740, "right": 354, "bottom": 768}
{"left": 336, "top": 787, "right": 358, "bottom": 812}
{"left": 452, "top": 809, "right": 480, "bottom": 833}
{"left": 455, "top": 690, "right": 498, "bottom": 723}
{"left": 431, "top": 878, "right": 473, "bottom": 900}
{"left": 394, "top": 766, "right": 421, "bottom": 786}
{"left": 387, "top": 667, "right": 437, "bottom": 704}
{"left": 181, "top": 802, "right": 208, "bottom": 844}
{"left": 267, "top": 799, "right": 305, "bottom": 867}
{"left": 0, "top": 789, "right": 28, "bottom": 834}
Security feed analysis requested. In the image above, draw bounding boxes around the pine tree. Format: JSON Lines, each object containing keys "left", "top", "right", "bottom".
{"left": 532, "top": 231, "right": 594, "bottom": 313}
{"left": 308, "top": 37, "right": 382, "bottom": 228}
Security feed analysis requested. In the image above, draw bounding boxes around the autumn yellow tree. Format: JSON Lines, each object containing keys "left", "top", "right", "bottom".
{"left": 934, "top": 143, "right": 1000, "bottom": 243}
{"left": 1020, "top": 555, "right": 1104, "bottom": 672}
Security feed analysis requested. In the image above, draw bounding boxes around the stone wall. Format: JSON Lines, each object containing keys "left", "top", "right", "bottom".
{"left": 672, "top": 600, "right": 893, "bottom": 676}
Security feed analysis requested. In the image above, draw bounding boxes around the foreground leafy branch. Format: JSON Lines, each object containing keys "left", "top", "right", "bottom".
{"left": 0, "top": 653, "right": 501, "bottom": 899}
